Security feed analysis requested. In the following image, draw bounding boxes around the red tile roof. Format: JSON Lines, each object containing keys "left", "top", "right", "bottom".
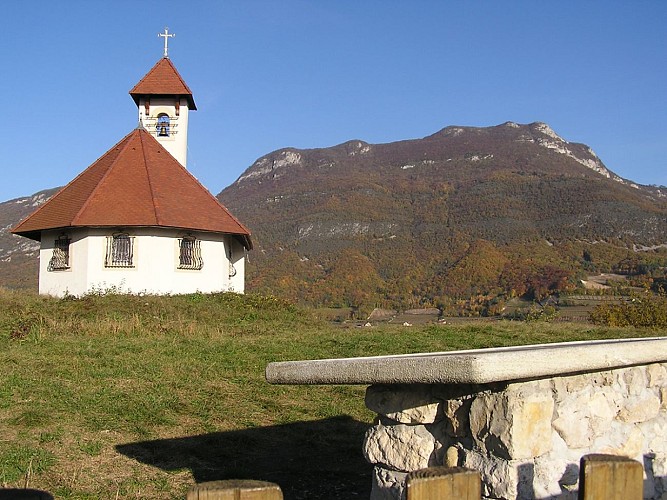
{"left": 12, "top": 128, "right": 251, "bottom": 249}
{"left": 129, "top": 57, "right": 197, "bottom": 110}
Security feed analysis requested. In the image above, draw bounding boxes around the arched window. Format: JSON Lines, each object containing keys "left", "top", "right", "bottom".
{"left": 48, "top": 234, "right": 71, "bottom": 271}
{"left": 105, "top": 233, "right": 134, "bottom": 267}
{"left": 157, "top": 113, "right": 170, "bottom": 137}
{"left": 178, "top": 236, "right": 203, "bottom": 270}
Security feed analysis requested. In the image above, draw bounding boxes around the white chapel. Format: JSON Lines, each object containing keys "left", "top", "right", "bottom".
{"left": 12, "top": 32, "right": 252, "bottom": 297}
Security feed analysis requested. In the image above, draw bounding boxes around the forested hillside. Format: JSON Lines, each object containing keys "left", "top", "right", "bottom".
{"left": 218, "top": 122, "right": 667, "bottom": 313}
{"left": 2, "top": 122, "right": 666, "bottom": 314}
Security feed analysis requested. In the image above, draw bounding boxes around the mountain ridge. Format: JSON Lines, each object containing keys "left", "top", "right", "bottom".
{"left": 1, "top": 122, "right": 665, "bottom": 311}
{"left": 232, "top": 122, "right": 641, "bottom": 189}
{"left": 216, "top": 121, "right": 667, "bottom": 310}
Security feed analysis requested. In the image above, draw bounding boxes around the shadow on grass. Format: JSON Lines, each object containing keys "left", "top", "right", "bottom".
{"left": 116, "top": 415, "right": 371, "bottom": 499}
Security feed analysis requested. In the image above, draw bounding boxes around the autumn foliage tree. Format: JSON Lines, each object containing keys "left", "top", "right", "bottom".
{"left": 500, "top": 263, "right": 573, "bottom": 300}
{"left": 590, "top": 292, "right": 667, "bottom": 328}
{"left": 312, "top": 249, "right": 385, "bottom": 311}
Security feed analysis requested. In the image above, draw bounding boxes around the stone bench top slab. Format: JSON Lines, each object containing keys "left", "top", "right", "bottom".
{"left": 265, "top": 337, "right": 667, "bottom": 385}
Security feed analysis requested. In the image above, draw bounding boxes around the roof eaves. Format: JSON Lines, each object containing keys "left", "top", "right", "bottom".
{"left": 164, "top": 58, "right": 195, "bottom": 96}
{"left": 11, "top": 132, "right": 135, "bottom": 236}
{"left": 176, "top": 155, "right": 253, "bottom": 236}
{"left": 139, "top": 133, "right": 253, "bottom": 247}
{"left": 11, "top": 189, "right": 63, "bottom": 235}
{"left": 128, "top": 58, "right": 162, "bottom": 95}
{"left": 129, "top": 58, "right": 197, "bottom": 110}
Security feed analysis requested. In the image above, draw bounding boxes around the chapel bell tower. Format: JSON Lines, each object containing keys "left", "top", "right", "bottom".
{"left": 129, "top": 28, "right": 197, "bottom": 167}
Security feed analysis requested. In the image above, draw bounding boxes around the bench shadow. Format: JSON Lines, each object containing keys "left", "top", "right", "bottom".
{"left": 116, "top": 415, "right": 371, "bottom": 500}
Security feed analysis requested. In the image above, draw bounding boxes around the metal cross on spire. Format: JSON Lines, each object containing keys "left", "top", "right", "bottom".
{"left": 158, "top": 27, "right": 175, "bottom": 57}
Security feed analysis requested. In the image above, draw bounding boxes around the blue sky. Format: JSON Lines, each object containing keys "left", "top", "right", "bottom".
{"left": 1, "top": 1, "right": 665, "bottom": 202}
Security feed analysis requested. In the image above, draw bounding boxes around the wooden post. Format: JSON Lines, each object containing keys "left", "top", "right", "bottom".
{"left": 406, "top": 467, "right": 481, "bottom": 500}
{"left": 579, "top": 454, "right": 643, "bottom": 500}
{"left": 186, "top": 479, "right": 283, "bottom": 500}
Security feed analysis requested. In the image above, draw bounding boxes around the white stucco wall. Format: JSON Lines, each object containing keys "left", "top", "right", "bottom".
{"left": 39, "top": 228, "right": 90, "bottom": 296}
{"left": 38, "top": 227, "right": 244, "bottom": 297}
{"left": 227, "top": 238, "right": 247, "bottom": 293}
{"left": 137, "top": 96, "right": 190, "bottom": 167}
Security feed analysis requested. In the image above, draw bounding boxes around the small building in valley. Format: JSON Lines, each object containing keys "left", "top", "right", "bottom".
{"left": 12, "top": 33, "right": 252, "bottom": 297}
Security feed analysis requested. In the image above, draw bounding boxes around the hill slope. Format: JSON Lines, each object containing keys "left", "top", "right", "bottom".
{"left": 2, "top": 122, "right": 666, "bottom": 310}
{"left": 0, "top": 188, "right": 59, "bottom": 289}
{"left": 217, "top": 122, "right": 667, "bottom": 310}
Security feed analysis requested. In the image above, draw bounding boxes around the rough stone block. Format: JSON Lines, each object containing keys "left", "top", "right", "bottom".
{"left": 370, "top": 467, "right": 407, "bottom": 500}
{"left": 643, "top": 420, "right": 667, "bottom": 453}
{"left": 618, "top": 393, "right": 661, "bottom": 423}
{"left": 512, "top": 396, "right": 555, "bottom": 458}
{"left": 549, "top": 427, "right": 586, "bottom": 463}
{"left": 363, "top": 422, "right": 436, "bottom": 472}
{"left": 442, "top": 398, "right": 471, "bottom": 437}
{"left": 588, "top": 389, "right": 618, "bottom": 434}
{"left": 461, "top": 449, "right": 524, "bottom": 499}
{"left": 533, "top": 455, "right": 579, "bottom": 499}
{"left": 598, "top": 424, "right": 644, "bottom": 458}
{"left": 623, "top": 366, "right": 649, "bottom": 396}
{"left": 445, "top": 445, "right": 459, "bottom": 467}
{"left": 365, "top": 384, "right": 440, "bottom": 424}
{"left": 648, "top": 363, "right": 667, "bottom": 386}
{"left": 651, "top": 453, "right": 667, "bottom": 496}
{"left": 470, "top": 389, "right": 554, "bottom": 459}
{"left": 552, "top": 373, "right": 590, "bottom": 399}
{"left": 553, "top": 408, "right": 590, "bottom": 449}
{"left": 553, "top": 387, "right": 616, "bottom": 448}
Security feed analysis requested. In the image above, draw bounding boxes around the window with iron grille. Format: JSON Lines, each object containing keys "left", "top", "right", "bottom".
{"left": 48, "top": 235, "right": 71, "bottom": 271}
{"left": 105, "top": 233, "right": 134, "bottom": 268}
{"left": 178, "top": 237, "right": 203, "bottom": 270}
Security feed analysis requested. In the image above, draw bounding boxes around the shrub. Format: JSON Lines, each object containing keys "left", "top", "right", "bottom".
{"left": 502, "top": 304, "right": 557, "bottom": 322}
{"left": 590, "top": 293, "right": 667, "bottom": 328}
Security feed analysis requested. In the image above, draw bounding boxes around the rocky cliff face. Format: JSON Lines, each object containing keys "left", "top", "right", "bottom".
{"left": 232, "top": 122, "right": 648, "bottom": 191}
{"left": 0, "top": 189, "right": 58, "bottom": 289}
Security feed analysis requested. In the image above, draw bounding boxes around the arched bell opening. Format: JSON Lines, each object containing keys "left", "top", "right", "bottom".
{"left": 157, "top": 113, "right": 170, "bottom": 137}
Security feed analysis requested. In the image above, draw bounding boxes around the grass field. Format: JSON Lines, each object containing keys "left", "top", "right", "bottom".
{"left": 0, "top": 289, "right": 662, "bottom": 499}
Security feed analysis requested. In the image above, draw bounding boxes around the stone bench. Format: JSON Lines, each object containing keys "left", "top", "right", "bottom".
{"left": 266, "top": 337, "right": 667, "bottom": 499}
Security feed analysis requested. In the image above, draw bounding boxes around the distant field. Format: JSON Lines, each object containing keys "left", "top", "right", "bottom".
{"left": 336, "top": 293, "right": 631, "bottom": 326}
{"left": 0, "top": 290, "right": 661, "bottom": 499}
